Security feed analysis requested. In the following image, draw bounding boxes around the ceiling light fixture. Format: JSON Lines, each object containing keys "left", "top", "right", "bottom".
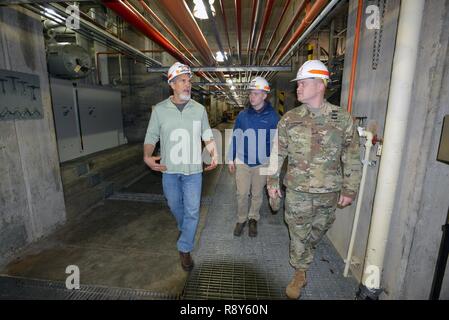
{"left": 193, "top": 0, "right": 215, "bottom": 20}
{"left": 215, "top": 51, "right": 227, "bottom": 62}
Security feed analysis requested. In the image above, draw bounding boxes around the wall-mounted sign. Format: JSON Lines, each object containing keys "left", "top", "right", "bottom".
{"left": 0, "top": 69, "right": 43, "bottom": 121}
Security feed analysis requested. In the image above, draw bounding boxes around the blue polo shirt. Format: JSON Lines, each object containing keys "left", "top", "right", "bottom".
{"left": 229, "top": 101, "right": 280, "bottom": 167}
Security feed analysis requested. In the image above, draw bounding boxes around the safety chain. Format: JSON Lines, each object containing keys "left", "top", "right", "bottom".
{"left": 372, "top": 0, "right": 387, "bottom": 70}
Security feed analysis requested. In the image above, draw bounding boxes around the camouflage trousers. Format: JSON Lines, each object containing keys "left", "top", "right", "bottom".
{"left": 285, "top": 190, "right": 339, "bottom": 271}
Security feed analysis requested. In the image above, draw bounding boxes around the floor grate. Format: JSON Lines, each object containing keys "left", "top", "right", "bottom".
{"left": 182, "top": 256, "right": 285, "bottom": 300}
{"left": 0, "top": 275, "right": 180, "bottom": 300}
{"left": 107, "top": 192, "right": 212, "bottom": 205}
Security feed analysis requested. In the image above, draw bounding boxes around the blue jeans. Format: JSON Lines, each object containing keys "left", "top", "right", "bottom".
{"left": 162, "top": 173, "right": 202, "bottom": 253}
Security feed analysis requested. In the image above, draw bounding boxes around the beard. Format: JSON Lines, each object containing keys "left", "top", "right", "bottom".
{"left": 179, "top": 93, "right": 191, "bottom": 102}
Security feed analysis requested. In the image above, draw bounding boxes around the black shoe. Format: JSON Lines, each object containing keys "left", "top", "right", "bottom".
{"left": 248, "top": 219, "right": 257, "bottom": 237}
{"left": 179, "top": 251, "right": 194, "bottom": 271}
{"left": 233, "top": 222, "right": 246, "bottom": 236}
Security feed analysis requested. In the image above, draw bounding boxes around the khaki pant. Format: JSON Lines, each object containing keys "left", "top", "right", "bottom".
{"left": 235, "top": 163, "right": 267, "bottom": 223}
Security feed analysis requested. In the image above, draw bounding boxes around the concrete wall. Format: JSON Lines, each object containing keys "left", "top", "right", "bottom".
{"left": 381, "top": 0, "right": 449, "bottom": 299}
{"left": 329, "top": 0, "right": 449, "bottom": 299}
{"left": 0, "top": 6, "right": 66, "bottom": 266}
{"left": 328, "top": 0, "right": 400, "bottom": 281}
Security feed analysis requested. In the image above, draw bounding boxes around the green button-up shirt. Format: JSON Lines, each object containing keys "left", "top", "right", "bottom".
{"left": 144, "top": 97, "right": 214, "bottom": 175}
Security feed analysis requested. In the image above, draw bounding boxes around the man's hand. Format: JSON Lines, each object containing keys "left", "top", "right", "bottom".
{"left": 144, "top": 155, "right": 167, "bottom": 172}
{"left": 268, "top": 187, "right": 283, "bottom": 199}
{"left": 338, "top": 195, "right": 353, "bottom": 208}
{"left": 204, "top": 155, "right": 218, "bottom": 171}
{"left": 204, "top": 140, "right": 218, "bottom": 172}
{"left": 228, "top": 161, "right": 235, "bottom": 174}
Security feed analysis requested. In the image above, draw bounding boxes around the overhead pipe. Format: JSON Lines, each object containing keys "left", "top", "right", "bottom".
{"left": 102, "top": 0, "right": 191, "bottom": 65}
{"left": 126, "top": 0, "right": 214, "bottom": 82}
{"left": 202, "top": 0, "right": 230, "bottom": 64}
{"left": 105, "top": 1, "right": 212, "bottom": 82}
{"left": 360, "top": 0, "right": 425, "bottom": 299}
{"left": 96, "top": 50, "right": 214, "bottom": 85}
{"left": 266, "top": 0, "right": 309, "bottom": 65}
{"left": 347, "top": 0, "right": 363, "bottom": 114}
{"left": 235, "top": 0, "right": 242, "bottom": 63}
{"left": 344, "top": 127, "right": 374, "bottom": 277}
{"left": 246, "top": 0, "right": 259, "bottom": 64}
{"left": 156, "top": 0, "right": 228, "bottom": 96}
{"left": 158, "top": 0, "right": 215, "bottom": 65}
{"left": 261, "top": 0, "right": 291, "bottom": 63}
{"left": 138, "top": 0, "right": 201, "bottom": 65}
{"left": 265, "top": 0, "right": 340, "bottom": 80}
{"left": 245, "top": 0, "right": 262, "bottom": 90}
{"left": 157, "top": 0, "right": 236, "bottom": 103}
{"left": 273, "top": 0, "right": 329, "bottom": 65}
{"left": 218, "top": 0, "right": 233, "bottom": 57}
{"left": 253, "top": 0, "right": 275, "bottom": 65}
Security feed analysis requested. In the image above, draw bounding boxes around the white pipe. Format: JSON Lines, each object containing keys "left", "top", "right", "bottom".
{"left": 361, "top": 0, "right": 425, "bottom": 292}
{"left": 344, "top": 128, "right": 373, "bottom": 277}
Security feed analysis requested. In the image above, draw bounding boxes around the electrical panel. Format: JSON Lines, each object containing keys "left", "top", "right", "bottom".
{"left": 50, "top": 78, "right": 126, "bottom": 163}
{"left": 0, "top": 69, "right": 43, "bottom": 121}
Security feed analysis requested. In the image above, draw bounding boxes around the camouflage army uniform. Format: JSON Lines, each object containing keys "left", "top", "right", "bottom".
{"left": 267, "top": 100, "right": 361, "bottom": 271}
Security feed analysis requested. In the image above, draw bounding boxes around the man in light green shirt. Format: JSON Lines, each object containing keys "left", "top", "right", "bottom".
{"left": 143, "top": 62, "right": 217, "bottom": 271}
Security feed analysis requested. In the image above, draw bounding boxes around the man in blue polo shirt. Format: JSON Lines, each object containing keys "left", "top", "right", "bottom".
{"left": 228, "top": 76, "right": 280, "bottom": 237}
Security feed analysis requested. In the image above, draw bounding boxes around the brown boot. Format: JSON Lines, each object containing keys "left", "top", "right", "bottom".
{"left": 286, "top": 270, "right": 307, "bottom": 299}
{"left": 179, "top": 251, "right": 194, "bottom": 271}
{"left": 248, "top": 219, "right": 257, "bottom": 237}
{"left": 233, "top": 222, "right": 246, "bottom": 236}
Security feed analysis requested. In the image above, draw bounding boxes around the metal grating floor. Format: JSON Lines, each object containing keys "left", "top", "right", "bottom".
{"left": 108, "top": 192, "right": 212, "bottom": 205}
{"left": 183, "top": 256, "right": 284, "bottom": 300}
{"left": 182, "top": 169, "right": 359, "bottom": 300}
{"left": 0, "top": 275, "right": 180, "bottom": 300}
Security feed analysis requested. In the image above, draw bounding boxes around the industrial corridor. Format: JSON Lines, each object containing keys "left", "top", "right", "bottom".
{"left": 1, "top": 0, "right": 449, "bottom": 303}
{"left": 0, "top": 122, "right": 357, "bottom": 299}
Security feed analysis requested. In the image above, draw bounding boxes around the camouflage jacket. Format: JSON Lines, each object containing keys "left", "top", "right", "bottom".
{"left": 267, "top": 101, "right": 361, "bottom": 198}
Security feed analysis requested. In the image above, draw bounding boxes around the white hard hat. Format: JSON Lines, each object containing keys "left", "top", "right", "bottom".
{"left": 291, "top": 60, "right": 330, "bottom": 82}
{"left": 167, "top": 62, "right": 192, "bottom": 83}
{"left": 248, "top": 76, "right": 270, "bottom": 92}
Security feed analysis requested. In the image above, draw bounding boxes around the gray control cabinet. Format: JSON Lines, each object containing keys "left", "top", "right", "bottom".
{"left": 50, "top": 78, "right": 126, "bottom": 163}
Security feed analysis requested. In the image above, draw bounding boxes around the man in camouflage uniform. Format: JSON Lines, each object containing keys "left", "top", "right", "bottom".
{"left": 267, "top": 60, "right": 361, "bottom": 299}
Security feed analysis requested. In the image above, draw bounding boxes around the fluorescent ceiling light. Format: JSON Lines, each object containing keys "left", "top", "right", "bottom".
{"left": 193, "top": 0, "right": 215, "bottom": 20}
{"left": 215, "top": 51, "right": 227, "bottom": 62}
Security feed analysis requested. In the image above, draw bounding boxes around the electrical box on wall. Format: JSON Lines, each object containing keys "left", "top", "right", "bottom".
{"left": 50, "top": 78, "right": 126, "bottom": 163}
{"left": 0, "top": 69, "right": 43, "bottom": 121}
{"left": 437, "top": 115, "right": 449, "bottom": 165}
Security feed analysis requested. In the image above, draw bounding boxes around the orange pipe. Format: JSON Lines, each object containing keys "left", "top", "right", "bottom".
{"left": 261, "top": 0, "right": 291, "bottom": 63}
{"left": 158, "top": 0, "right": 215, "bottom": 65}
{"left": 138, "top": 0, "right": 200, "bottom": 65}
{"left": 266, "top": 0, "right": 309, "bottom": 64}
{"left": 102, "top": 0, "right": 190, "bottom": 64}
{"left": 347, "top": 0, "right": 364, "bottom": 114}
{"left": 273, "top": 0, "right": 328, "bottom": 65}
